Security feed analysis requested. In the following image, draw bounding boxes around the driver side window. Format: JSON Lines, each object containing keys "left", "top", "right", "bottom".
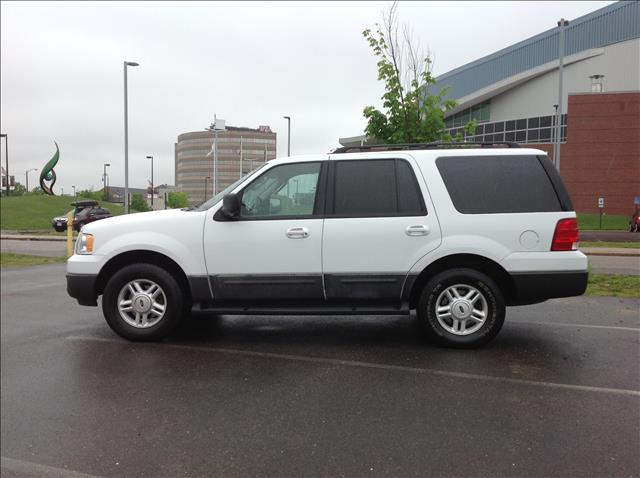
{"left": 240, "top": 162, "right": 321, "bottom": 218}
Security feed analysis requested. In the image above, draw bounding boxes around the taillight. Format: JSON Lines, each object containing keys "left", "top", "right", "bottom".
{"left": 551, "top": 218, "right": 579, "bottom": 251}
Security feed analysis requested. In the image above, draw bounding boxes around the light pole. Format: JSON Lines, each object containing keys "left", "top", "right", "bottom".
{"left": 123, "top": 60, "right": 139, "bottom": 213}
{"left": 25, "top": 168, "right": 37, "bottom": 192}
{"left": 146, "top": 155, "right": 154, "bottom": 208}
{"left": 206, "top": 118, "right": 226, "bottom": 195}
{"left": 0, "top": 134, "right": 8, "bottom": 196}
{"left": 283, "top": 116, "right": 291, "bottom": 156}
{"left": 555, "top": 18, "right": 569, "bottom": 172}
{"left": 72, "top": 185, "right": 76, "bottom": 198}
{"left": 103, "top": 163, "right": 110, "bottom": 202}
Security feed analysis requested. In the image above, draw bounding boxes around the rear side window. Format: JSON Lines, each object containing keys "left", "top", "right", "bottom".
{"left": 330, "top": 159, "right": 426, "bottom": 216}
{"left": 436, "top": 155, "right": 562, "bottom": 214}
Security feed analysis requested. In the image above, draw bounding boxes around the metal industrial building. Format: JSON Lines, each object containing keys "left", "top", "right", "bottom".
{"left": 340, "top": 1, "right": 639, "bottom": 215}
{"left": 175, "top": 123, "right": 277, "bottom": 204}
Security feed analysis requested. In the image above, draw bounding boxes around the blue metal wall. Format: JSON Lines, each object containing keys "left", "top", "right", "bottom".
{"left": 435, "top": 1, "right": 640, "bottom": 100}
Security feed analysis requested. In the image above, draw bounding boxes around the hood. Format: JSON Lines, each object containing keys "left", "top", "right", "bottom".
{"left": 81, "top": 208, "right": 201, "bottom": 234}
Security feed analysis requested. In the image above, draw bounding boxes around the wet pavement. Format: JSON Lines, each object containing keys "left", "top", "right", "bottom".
{"left": 1, "top": 264, "right": 639, "bottom": 477}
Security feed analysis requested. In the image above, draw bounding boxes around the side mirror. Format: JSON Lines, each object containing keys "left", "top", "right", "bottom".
{"left": 221, "top": 193, "right": 241, "bottom": 219}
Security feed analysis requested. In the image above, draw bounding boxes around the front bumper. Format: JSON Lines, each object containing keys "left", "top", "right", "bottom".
{"left": 66, "top": 273, "right": 98, "bottom": 306}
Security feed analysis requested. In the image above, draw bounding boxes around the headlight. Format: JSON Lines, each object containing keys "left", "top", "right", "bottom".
{"left": 76, "top": 233, "right": 94, "bottom": 254}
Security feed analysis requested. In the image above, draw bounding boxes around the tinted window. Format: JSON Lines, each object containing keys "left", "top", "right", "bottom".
{"left": 240, "top": 162, "right": 320, "bottom": 217}
{"left": 334, "top": 160, "right": 396, "bottom": 215}
{"left": 436, "top": 155, "right": 562, "bottom": 214}
{"left": 332, "top": 159, "right": 425, "bottom": 216}
{"left": 397, "top": 160, "right": 424, "bottom": 215}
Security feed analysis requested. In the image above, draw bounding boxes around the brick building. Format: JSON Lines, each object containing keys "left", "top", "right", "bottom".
{"left": 340, "top": 1, "right": 640, "bottom": 215}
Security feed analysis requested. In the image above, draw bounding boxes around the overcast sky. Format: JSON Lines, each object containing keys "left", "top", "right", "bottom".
{"left": 1, "top": 0, "right": 613, "bottom": 193}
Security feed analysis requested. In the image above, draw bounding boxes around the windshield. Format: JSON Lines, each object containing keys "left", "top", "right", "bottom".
{"left": 195, "top": 164, "right": 267, "bottom": 211}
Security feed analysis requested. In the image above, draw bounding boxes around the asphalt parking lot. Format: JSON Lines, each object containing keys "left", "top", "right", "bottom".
{"left": 1, "top": 264, "right": 639, "bottom": 478}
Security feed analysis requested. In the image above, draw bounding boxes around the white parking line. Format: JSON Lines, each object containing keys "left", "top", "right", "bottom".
{"left": 1, "top": 456, "right": 101, "bottom": 478}
{"left": 513, "top": 321, "right": 640, "bottom": 332}
{"left": 67, "top": 335, "right": 640, "bottom": 398}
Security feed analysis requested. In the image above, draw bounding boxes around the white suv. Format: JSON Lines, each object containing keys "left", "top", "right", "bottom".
{"left": 67, "top": 143, "right": 588, "bottom": 348}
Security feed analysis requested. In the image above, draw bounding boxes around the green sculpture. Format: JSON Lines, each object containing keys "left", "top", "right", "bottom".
{"left": 40, "top": 142, "right": 59, "bottom": 195}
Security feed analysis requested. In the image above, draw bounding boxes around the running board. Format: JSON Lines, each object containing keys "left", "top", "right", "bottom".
{"left": 195, "top": 302, "right": 411, "bottom": 315}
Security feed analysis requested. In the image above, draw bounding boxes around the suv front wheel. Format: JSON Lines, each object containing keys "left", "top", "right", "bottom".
{"left": 102, "top": 263, "right": 184, "bottom": 341}
{"left": 418, "top": 268, "right": 505, "bottom": 348}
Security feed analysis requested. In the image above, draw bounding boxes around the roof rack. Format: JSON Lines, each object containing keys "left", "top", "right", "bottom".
{"left": 331, "top": 141, "right": 520, "bottom": 154}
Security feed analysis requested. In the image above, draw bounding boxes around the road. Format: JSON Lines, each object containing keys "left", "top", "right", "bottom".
{"left": 1, "top": 264, "right": 639, "bottom": 477}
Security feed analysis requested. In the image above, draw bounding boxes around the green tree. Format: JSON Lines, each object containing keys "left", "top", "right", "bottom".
{"left": 78, "top": 189, "right": 104, "bottom": 201}
{"left": 167, "top": 191, "right": 190, "bottom": 209}
{"left": 362, "top": 3, "right": 474, "bottom": 144}
{"left": 26, "top": 186, "right": 46, "bottom": 196}
{"left": 131, "top": 193, "right": 151, "bottom": 212}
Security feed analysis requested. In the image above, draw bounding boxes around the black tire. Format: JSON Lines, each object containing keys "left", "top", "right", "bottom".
{"left": 417, "top": 268, "right": 505, "bottom": 349}
{"left": 102, "top": 263, "right": 185, "bottom": 341}
{"left": 75, "top": 222, "right": 85, "bottom": 232}
{"left": 54, "top": 226, "right": 65, "bottom": 233}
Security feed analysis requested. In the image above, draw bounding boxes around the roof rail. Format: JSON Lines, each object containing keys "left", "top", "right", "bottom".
{"left": 330, "top": 141, "right": 520, "bottom": 154}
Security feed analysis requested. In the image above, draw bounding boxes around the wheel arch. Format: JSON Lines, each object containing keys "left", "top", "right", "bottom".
{"left": 407, "top": 253, "right": 515, "bottom": 308}
{"left": 96, "top": 250, "right": 191, "bottom": 301}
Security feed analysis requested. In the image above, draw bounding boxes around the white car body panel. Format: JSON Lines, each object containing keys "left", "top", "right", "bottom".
{"left": 67, "top": 146, "right": 588, "bottom": 310}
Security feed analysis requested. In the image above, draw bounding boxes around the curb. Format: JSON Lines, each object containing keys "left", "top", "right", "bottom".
{"left": 1, "top": 235, "right": 68, "bottom": 242}
{"left": 583, "top": 251, "right": 640, "bottom": 258}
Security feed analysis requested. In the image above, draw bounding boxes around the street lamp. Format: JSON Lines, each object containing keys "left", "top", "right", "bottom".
{"left": 283, "top": 116, "right": 291, "bottom": 156}
{"left": 146, "top": 155, "right": 154, "bottom": 208}
{"left": 103, "top": 163, "right": 110, "bottom": 202}
{"left": 25, "top": 168, "right": 37, "bottom": 192}
{"left": 123, "top": 60, "right": 139, "bottom": 213}
{"left": 72, "top": 185, "right": 76, "bottom": 197}
{"left": 555, "top": 18, "right": 569, "bottom": 172}
{"left": 0, "top": 134, "right": 8, "bottom": 196}
{"left": 206, "top": 118, "right": 226, "bottom": 195}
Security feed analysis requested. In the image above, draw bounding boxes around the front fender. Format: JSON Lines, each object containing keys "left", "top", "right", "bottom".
{"left": 96, "top": 232, "right": 206, "bottom": 277}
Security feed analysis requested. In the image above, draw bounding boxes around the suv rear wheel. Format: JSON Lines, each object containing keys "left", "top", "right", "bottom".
{"left": 102, "top": 263, "right": 184, "bottom": 341}
{"left": 418, "top": 268, "right": 505, "bottom": 348}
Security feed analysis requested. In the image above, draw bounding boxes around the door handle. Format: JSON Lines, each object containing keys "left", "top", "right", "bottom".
{"left": 405, "top": 225, "right": 430, "bottom": 236}
{"left": 286, "top": 227, "right": 310, "bottom": 239}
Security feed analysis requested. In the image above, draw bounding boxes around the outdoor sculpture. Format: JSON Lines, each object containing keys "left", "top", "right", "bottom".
{"left": 39, "top": 141, "right": 59, "bottom": 195}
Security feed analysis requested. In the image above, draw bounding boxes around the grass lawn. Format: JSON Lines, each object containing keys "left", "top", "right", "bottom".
{"left": 580, "top": 241, "right": 640, "bottom": 249}
{"left": 577, "top": 212, "right": 631, "bottom": 231}
{"left": 0, "top": 195, "right": 125, "bottom": 231}
{"left": 0, "top": 252, "right": 67, "bottom": 268}
{"left": 586, "top": 273, "right": 640, "bottom": 298}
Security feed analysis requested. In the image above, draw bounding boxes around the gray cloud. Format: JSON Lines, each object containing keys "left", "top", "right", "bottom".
{"left": 1, "top": 1, "right": 613, "bottom": 193}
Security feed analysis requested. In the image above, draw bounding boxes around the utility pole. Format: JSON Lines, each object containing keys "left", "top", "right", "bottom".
{"left": 25, "top": 168, "right": 37, "bottom": 192}
{"left": 555, "top": 19, "right": 569, "bottom": 172}
{"left": 146, "top": 155, "right": 154, "bottom": 208}
{"left": 283, "top": 116, "right": 291, "bottom": 156}
{"left": 239, "top": 136, "right": 243, "bottom": 178}
{"left": 103, "top": 163, "right": 110, "bottom": 202}
{"left": 207, "top": 117, "right": 226, "bottom": 195}
{"left": 123, "top": 60, "right": 139, "bottom": 214}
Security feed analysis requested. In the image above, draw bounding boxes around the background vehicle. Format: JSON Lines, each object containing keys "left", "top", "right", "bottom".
{"left": 52, "top": 200, "right": 113, "bottom": 232}
{"left": 66, "top": 142, "right": 588, "bottom": 348}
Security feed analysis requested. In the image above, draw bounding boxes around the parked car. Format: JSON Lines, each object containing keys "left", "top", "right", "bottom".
{"left": 66, "top": 142, "right": 588, "bottom": 348}
{"left": 52, "top": 200, "right": 113, "bottom": 232}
